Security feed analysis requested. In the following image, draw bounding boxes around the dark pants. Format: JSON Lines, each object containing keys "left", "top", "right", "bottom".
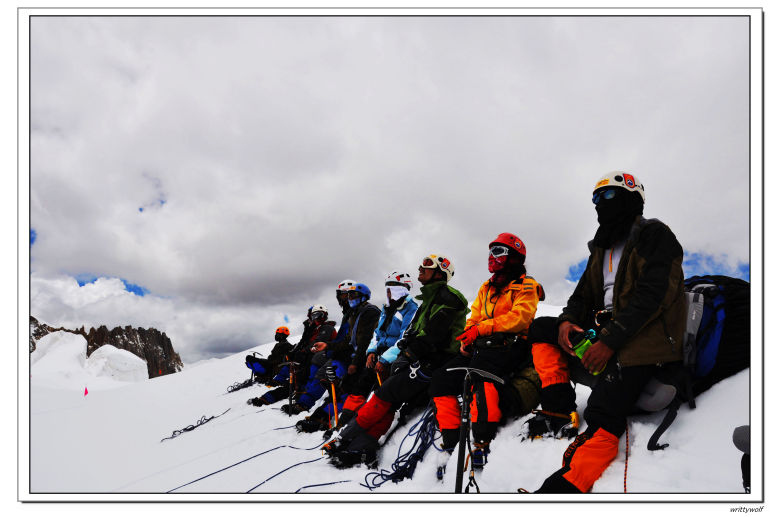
{"left": 344, "top": 358, "right": 432, "bottom": 444}
{"left": 430, "top": 347, "right": 514, "bottom": 446}
{"left": 537, "top": 361, "right": 658, "bottom": 493}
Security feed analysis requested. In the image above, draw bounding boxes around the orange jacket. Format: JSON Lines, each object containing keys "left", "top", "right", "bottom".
{"left": 465, "top": 275, "right": 542, "bottom": 339}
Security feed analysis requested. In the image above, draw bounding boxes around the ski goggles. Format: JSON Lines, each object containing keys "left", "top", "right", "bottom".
{"left": 489, "top": 245, "right": 510, "bottom": 258}
{"left": 310, "top": 311, "right": 326, "bottom": 320}
{"left": 385, "top": 281, "right": 409, "bottom": 287}
{"left": 421, "top": 257, "right": 438, "bottom": 268}
{"left": 592, "top": 188, "right": 617, "bottom": 205}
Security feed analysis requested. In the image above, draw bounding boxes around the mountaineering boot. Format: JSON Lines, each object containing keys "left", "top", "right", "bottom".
{"left": 296, "top": 416, "right": 328, "bottom": 433}
{"left": 247, "top": 397, "right": 267, "bottom": 407}
{"left": 321, "top": 427, "right": 345, "bottom": 456}
{"left": 281, "top": 402, "right": 308, "bottom": 415}
{"left": 523, "top": 410, "right": 580, "bottom": 440}
{"left": 330, "top": 433, "right": 379, "bottom": 469}
{"left": 471, "top": 442, "right": 490, "bottom": 469}
{"left": 322, "top": 408, "right": 357, "bottom": 440}
{"left": 435, "top": 446, "right": 454, "bottom": 481}
{"left": 296, "top": 407, "right": 329, "bottom": 433}
{"left": 265, "top": 379, "right": 281, "bottom": 387}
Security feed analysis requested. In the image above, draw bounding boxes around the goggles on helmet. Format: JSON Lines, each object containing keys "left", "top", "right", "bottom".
{"left": 592, "top": 188, "right": 617, "bottom": 205}
{"left": 385, "top": 281, "right": 408, "bottom": 287}
{"left": 489, "top": 245, "right": 511, "bottom": 258}
{"left": 421, "top": 256, "right": 453, "bottom": 269}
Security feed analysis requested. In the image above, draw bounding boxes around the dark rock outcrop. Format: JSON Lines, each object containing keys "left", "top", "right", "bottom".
{"left": 30, "top": 316, "right": 183, "bottom": 378}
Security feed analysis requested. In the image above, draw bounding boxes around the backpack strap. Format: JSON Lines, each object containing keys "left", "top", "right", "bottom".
{"left": 647, "top": 397, "right": 682, "bottom": 451}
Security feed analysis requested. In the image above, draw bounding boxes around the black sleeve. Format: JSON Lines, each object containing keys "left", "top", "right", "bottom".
{"left": 558, "top": 251, "right": 597, "bottom": 329}
{"left": 599, "top": 223, "right": 683, "bottom": 350}
{"left": 350, "top": 307, "right": 381, "bottom": 367}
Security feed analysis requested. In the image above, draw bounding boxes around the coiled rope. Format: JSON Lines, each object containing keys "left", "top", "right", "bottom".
{"left": 160, "top": 408, "right": 231, "bottom": 442}
{"left": 360, "top": 403, "right": 439, "bottom": 490}
{"left": 226, "top": 379, "right": 254, "bottom": 393}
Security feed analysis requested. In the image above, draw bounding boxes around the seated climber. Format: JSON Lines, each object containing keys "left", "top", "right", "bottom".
{"left": 531, "top": 172, "right": 686, "bottom": 494}
{"left": 247, "top": 305, "right": 337, "bottom": 407}
{"left": 244, "top": 326, "right": 294, "bottom": 384}
{"left": 321, "top": 254, "right": 468, "bottom": 468}
{"left": 280, "top": 283, "right": 381, "bottom": 416}
{"left": 429, "top": 233, "right": 542, "bottom": 473}
{"left": 296, "top": 272, "right": 418, "bottom": 433}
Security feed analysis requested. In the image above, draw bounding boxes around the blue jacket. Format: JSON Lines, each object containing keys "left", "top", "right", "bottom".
{"left": 366, "top": 295, "right": 419, "bottom": 364}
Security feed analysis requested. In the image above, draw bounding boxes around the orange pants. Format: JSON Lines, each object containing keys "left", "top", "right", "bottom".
{"left": 532, "top": 341, "right": 571, "bottom": 388}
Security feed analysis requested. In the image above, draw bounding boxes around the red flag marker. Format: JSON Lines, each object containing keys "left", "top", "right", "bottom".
{"left": 158, "top": 369, "right": 162, "bottom": 375}
{"left": 84, "top": 387, "right": 88, "bottom": 396}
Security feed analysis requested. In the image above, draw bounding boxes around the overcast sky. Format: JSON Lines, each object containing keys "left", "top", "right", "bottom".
{"left": 27, "top": 13, "right": 754, "bottom": 363}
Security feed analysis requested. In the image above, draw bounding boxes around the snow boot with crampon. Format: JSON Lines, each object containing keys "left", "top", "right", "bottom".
{"left": 523, "top": 410, "right": 580, "bottom": 440}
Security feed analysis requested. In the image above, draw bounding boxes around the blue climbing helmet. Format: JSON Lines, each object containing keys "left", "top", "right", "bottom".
{"left": 346, "top": 283, "right": 371, "bottom": 308}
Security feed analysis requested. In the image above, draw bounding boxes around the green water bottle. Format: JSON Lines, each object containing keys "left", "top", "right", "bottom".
{"left": 571, "top": 329, "right": 604, "bottom": 375}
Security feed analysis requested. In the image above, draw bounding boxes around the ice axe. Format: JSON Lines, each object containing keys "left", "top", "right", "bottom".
{"left": 445, "top": 366, "right": 505, "bottom": 494}
{"left": 325, "top": 364, "right": 340, "bottom": 428}
{"left": 278, "top": 360, "right": 299, "bottom": 417}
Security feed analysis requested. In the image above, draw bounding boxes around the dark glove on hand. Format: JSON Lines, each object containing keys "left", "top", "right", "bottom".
{"left": 325, "top": 365, "right": 339, "bottom": 384}
{"left": 395, "top": 337, "right": 408, "bottom": 351}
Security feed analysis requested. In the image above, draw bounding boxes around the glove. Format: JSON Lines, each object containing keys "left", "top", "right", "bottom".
{"left": 456, "top": 326, "right": 480, "bottom": 347}
{"left": 324, "top": 365, "right": 339, "bottom": 384}
{"left": 395, "top": 337, "right": 408, "bottom": 351}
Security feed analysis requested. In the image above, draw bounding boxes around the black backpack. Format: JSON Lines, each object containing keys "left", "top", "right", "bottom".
{"left": 641, "top": 275, "right": 750, "bottom": 450}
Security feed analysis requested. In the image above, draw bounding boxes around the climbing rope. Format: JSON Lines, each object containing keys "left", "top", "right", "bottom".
{"left": 360, "top": 404, "right": 439, "bottom": 490}
{"left": 160, "top": 408, "right": 231, "bottom": 442}
{"left": 271, "top": 424, "right": 297, "bottom": 431}
{"left": 226, "top": 378, "right": 254, "bottom": 393}
{"left": 167, "top": 439, "right": 327, "bottom": 492}
{"left": 624, "top": 423, "right": 630, "bottom": 493}
{"left": 295, "top": 480, "right": 352, "bottom": 493}
{"left": 246, "top": 457, "right": 324, "bottom": 492}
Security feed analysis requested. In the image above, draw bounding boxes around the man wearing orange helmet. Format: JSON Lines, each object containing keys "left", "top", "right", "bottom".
{"left": 248, "top": 306, "right": 337, "bottom": 407}
{"left": 245, "top": 326, "right": 294, "bottom": 384}
{"left": 429, "top": 233, "right": 543, "bottom": 473}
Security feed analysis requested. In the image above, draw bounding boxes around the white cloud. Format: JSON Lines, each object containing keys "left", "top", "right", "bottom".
{"left": 28, "top": 14, "right": 753, "bottom": 361}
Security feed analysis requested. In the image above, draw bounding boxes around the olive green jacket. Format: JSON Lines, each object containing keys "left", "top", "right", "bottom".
{"left": 557, "top": 217, "right": 686, "bottom": 367}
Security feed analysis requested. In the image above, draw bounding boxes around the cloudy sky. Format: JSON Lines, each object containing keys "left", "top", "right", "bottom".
{"left": 26, "top": 12, "right": 755, "bottom": 363}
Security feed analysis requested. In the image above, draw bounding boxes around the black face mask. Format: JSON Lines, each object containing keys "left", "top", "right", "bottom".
{"left": 593, "top": 189, "right": 643, "bottom": 248}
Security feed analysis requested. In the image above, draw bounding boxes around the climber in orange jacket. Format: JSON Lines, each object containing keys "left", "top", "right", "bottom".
{"left": 430, "top": 232, "right": 543, "bottom": 471}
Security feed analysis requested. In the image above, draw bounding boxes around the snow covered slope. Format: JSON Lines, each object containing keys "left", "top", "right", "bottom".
{"left": 27, "top": 314, "right": 754, "bottom": 501}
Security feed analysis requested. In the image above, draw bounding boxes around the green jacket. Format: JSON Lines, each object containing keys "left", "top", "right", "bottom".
{"left": 404, "top": 280, "right": 469, "bottom": 368}
{"left": 558, "top": 216, "right": 686, "bottom": 367}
